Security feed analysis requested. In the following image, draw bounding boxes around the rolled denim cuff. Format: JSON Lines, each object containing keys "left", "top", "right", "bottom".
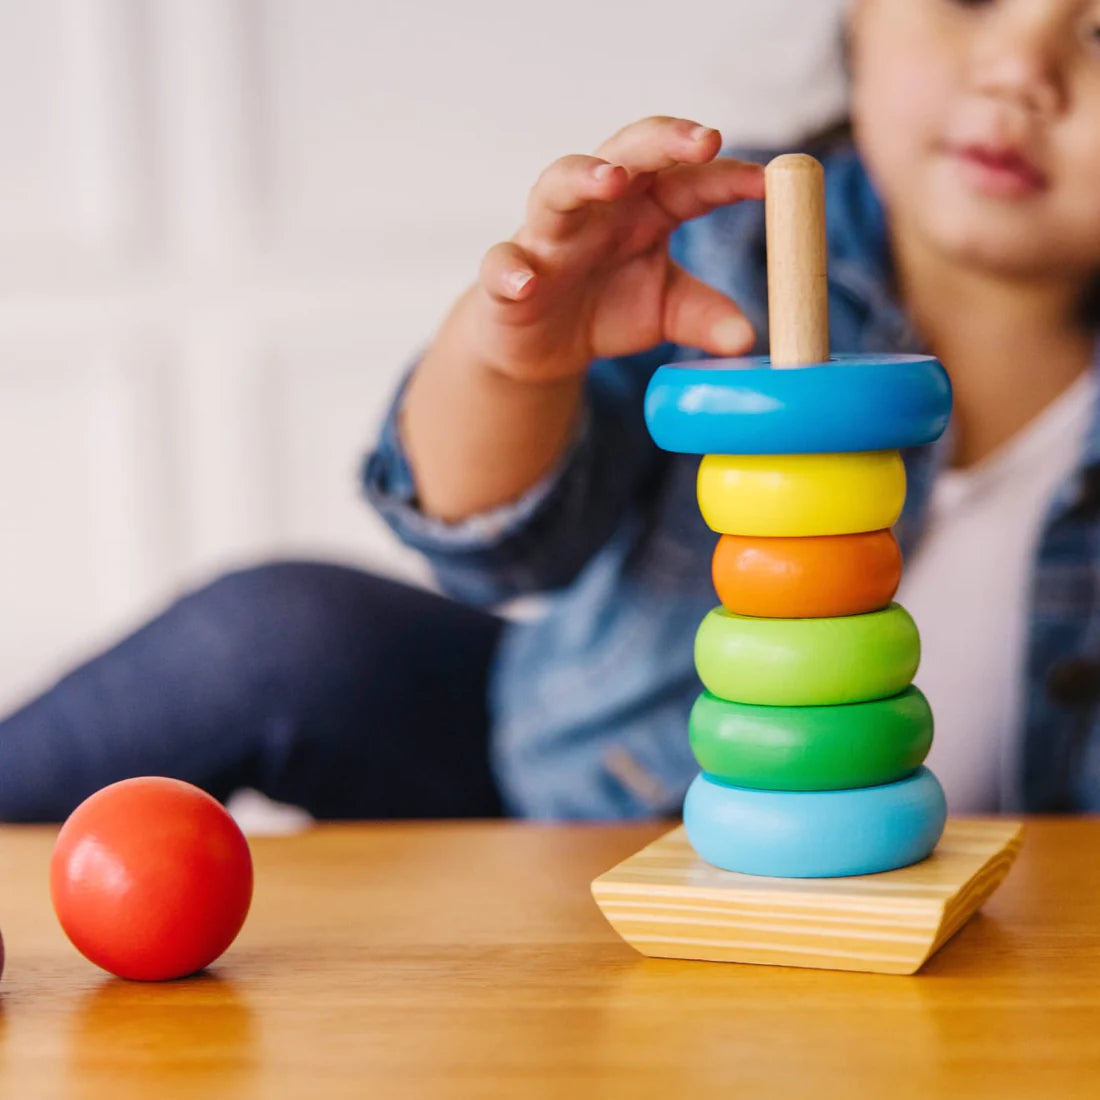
{"left": 361, "top": 364, "right": 592, "bottom": 601}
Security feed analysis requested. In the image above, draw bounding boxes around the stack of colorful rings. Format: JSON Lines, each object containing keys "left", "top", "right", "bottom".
{"left": 645, "top": 353, "right": 954, "bottom": 878}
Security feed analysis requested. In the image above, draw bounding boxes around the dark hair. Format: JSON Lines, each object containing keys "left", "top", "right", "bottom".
{"left": 1080, "top": 280, "right": 1100, "bottom": 328}
{"left": 797, "top": 117, "right": 854, "bottom": 157}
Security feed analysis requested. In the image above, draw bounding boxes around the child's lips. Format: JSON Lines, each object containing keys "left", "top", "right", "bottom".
{"left": 947, "top": 142, "right": 1049, "bottom": 198}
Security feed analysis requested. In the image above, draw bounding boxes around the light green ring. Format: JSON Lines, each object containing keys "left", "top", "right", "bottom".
{"left": 694, "top": 603, "right": 920, "bottom": 706}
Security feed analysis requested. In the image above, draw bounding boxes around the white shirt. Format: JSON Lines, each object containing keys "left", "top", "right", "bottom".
{"left": 896, "top": 370, "right": 1097, "bottom": 813}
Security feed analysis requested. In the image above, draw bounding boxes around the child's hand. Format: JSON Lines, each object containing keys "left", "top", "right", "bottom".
{"left": 400, "top": 117, "right": 765, "bottom": 521}
{"left": 473, "top": 116, "right": 765, "bottom": 383}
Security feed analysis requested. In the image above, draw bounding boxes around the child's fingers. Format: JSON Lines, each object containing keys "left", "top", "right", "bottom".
{"left": 524, "top": 154, "right": 628, "bottom": 241}
{"left": 663, "top": 263, "right": 756, "bottom": 355}
{"left": 596, "top": 116, "right": 721, "bottom": 175}
{"left": 479, "top": 241, "right": 539, "bottom": 303}
{"left": 650, "top": 158, "right": 766, "bottom": 224}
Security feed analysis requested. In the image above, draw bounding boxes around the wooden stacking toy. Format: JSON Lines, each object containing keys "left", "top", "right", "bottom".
{"left": 591, "top": 154, "right": 1023, "bottom": 975}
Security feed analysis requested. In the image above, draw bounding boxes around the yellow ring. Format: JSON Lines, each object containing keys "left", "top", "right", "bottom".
{"left": 697, "top": 451, "right": 906, "bottom": 536}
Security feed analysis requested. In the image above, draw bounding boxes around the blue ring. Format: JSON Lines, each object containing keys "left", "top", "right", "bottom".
{"left": 683, "top": 766, "right": 947, "bottom": 878}
{"left": 644, "top": 354, "right": 952, "bottom": 455}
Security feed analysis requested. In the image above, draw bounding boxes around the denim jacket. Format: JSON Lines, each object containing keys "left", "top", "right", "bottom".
{"left": 364, "top": 145, "right": 1100, "bottom": 818}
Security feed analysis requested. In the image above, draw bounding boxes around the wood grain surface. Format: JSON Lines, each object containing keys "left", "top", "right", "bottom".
{"left": 0, "top": 819, "right": 1097, "bottom": 1099}
{"left": 592, "top": 818, "right": 1023, "bottom": 973}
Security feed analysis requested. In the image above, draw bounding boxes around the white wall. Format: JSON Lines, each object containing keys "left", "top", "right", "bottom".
{"left": 0, "top": 0, "right": 846, "bottom": 713}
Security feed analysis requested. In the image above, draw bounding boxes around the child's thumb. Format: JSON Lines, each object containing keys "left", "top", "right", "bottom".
{"left": 663, "top": 264, "right": 755, "bottom": 356}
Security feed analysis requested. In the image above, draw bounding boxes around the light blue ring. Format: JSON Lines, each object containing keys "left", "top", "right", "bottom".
{"left": 644, "top": 354, "right": 952, "bottom": 455}
{"left": 683, "top": 766, "right": 947, "bottom": 878}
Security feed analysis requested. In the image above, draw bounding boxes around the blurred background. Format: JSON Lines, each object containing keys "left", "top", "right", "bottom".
{"left": 0, "top": 0, "right": 846, "bottom": 716}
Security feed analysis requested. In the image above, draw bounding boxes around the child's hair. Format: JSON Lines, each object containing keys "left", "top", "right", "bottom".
{"left": 798, "top": 117, "right": 853, "bottom": 158}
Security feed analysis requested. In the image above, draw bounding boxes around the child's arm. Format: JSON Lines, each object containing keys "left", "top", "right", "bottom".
{"left": 400, "top": 116, "right": 764, "bottom": 523}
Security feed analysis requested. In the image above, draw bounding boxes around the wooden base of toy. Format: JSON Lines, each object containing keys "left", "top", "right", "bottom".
{"left": 591, "top": 817, "right": 1022, "bottom": 975}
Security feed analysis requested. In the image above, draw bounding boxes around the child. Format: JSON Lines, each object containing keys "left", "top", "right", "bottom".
{"left": 3, "top": 0, "right": 1100, "bottom": 820}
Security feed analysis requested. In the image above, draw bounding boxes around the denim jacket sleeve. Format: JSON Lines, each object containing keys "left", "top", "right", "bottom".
{"left": 361, "top": 339, "right": 677, "bottom": 606}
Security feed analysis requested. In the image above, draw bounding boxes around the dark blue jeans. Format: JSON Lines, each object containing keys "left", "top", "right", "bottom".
{"left": 0, "top": 562, "right": 504, "bottom": 822}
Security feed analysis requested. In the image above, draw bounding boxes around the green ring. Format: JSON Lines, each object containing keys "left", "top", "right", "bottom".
{"left": 689, "top": 686, "right": 933, "bottom": 791}
{"left": 694, "top": 603, "right": 920, "bottom": 706}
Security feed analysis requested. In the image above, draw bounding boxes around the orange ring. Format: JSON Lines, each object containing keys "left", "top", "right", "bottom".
{"left": 711, "top": 530, "right": 902, "bottom": 618}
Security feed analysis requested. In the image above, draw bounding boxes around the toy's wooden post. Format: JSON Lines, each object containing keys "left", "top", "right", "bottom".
{"left": 765, "top": 154, "right": 829, "bottom": 368}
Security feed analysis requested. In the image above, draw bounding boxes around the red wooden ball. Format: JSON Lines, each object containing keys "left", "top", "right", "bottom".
{"left": 50, "top": 777, "right": 253, "bottom": 981}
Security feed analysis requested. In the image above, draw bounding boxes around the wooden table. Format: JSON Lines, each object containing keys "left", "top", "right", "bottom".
{"left": 0, "top": 819, "right": 1098, "bottom": 1099}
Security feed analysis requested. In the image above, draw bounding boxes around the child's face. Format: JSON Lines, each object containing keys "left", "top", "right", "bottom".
{"left": 850, "top": 0, "right": 1100, "bottom": 281}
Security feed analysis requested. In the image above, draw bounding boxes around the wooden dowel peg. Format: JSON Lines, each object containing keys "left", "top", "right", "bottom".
{"left": 765, "top": 154, "right": 830, "bottom": 368}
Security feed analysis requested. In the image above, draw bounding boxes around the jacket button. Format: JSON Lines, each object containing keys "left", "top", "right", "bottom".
{"left": 1046, "top": 657, "right": 1100, "bottom": 705}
